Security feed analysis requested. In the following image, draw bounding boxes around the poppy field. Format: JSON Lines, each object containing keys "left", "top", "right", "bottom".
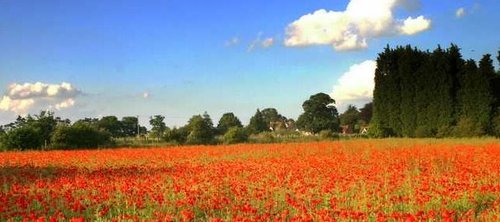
{"left": 0, "top": 139, "right": 499, "bottom": 221}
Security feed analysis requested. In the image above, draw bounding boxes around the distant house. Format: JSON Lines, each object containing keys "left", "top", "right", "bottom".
{"left": 296, "top": 130, "right": 313, "bottom": 136}
{"left": 269, "top": 119, "right": 297, "bottom": 131}
{"left": 361, "top": 127, "right": 369, "bottom": 135}
{"left": 340, "top": 125, "right": 353, "bottom": 134}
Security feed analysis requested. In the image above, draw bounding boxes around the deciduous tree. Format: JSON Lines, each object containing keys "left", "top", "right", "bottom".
{"left": 296, "top": 93, "right": 339, "bottom": 133}
{"left": 217, "top": 113, "right": 242, "bottom": 135}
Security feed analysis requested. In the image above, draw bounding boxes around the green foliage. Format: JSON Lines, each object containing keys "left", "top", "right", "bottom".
{"left": 372, "top": 44, "right": 497, "bottom": 138}
{"left": 1, "top": 126, "right": 43, "bottom": 150}
{"left": 149, "top": 115, "right": 168, "bottom": 140}
{"left": 0, "top": 111, "right": 62, "bottom": 150}
{"left": 0, "top": 127, "right": 5, "bottom": 151}
{"left": 492, "top": 113, "right": 500, "bottom": 137}
{"left": 121, "top": 116, "right": 140, "bottom": 137}
{"left": 223, "top": 127, "right": 248, "bottom": 144}
{"left": 452, "top": 117, "right": 485, "bottom": 137}
{"left": 96, "top": 116, "right": 146, "bottom": 138}
{"left": 74, "top": 118, "right": 99, "bottom": 126}
{"left": 260, "top": 108, "right": 289, "bottom": 131}
{"left": 247, "top": 109, "right": 268, "bottom": 134}
{"left": 436, "top": 125, "right": 454, "bottom": 138}
{"left": 339, "top": 105, "right": 360, "bottom": 132}
{"left": 497, "top": 50, "right": 500, "bottom": 66}
{"left": 163, "top": 127, "right": 189, "bottom": 144}
{"left": 186, "top": 114, "right": 215, "bottom": 145}
{"left": 359, "top": 102, "right": 373, "bottom": 125}
{"left": 29, "top": 111, "right": 59, "bottom": 145}
{"left": 319, "top": 130, "right": 339, "bottom": 140}
{"left": 217, "top": 113, "right": 242, "bottom": 135}
{"left": 414, "top": 125, "right": 435, "bottom": 138}
{"left": 250, "top": 132, "right": 277, "bottom": 143}
{"left": 456, "top": 58, "right": 494, "bottom": 137}
{"left": 296, "top": 93, "right": 339, "bottom": 134}
{"left": 51, "top": 123, "right": 112, "bottom": 149}
{"left": 97, "top": 116, "right": 123, "bottom": 137}
{"left": 367, "top": 120, "right": 395, "bottom": 138}
{"left": 261, "top": 108, "right": 282, "bottom": 123}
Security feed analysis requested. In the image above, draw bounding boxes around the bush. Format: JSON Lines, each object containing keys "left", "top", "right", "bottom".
{"left": 0, "top": 131, "right": 5, "bottom": 151}
{"left": 223, "top": 127, "right": 248, "bottom": 144}
{"left": 262, "top": 132, "right": 278, "bottom": 143}
{"left": 453, "top": 117, "right": 484, "bottom": 137}
{"left": 1, "top": 126, "right": 43, "bottom": 150}
{"left": 319, "top": 130, "right": 339, "bottom": 140}
{"left": 186, "top": 129, "right": 215, "bottom": 145}
{"left": 163, "top": 127, "right": 189, "bottom": 144}
{"left": 436, "top": 125, "right": 453, "bottom": 138}
{"left": 415, "top": 125, "right": 435, "bottom": 138}
{"left": 249, "top": 132, "right": 278, "bottom": 144}
{"left": 492, "top": 114, "right": 500, "bottom": 137}
{"left": 367, "top": 124, "right": 393, "bottom": 138}
{"left": 51, "top": 124, "right": 112, "bottom": 149}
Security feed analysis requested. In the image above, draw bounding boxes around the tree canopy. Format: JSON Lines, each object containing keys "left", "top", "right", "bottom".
{"left": 186, "top": 113, "right": 216, "bottom": 145}
{"left": 217, "top": 113, "right": 243, "bottom": 135}
{"left": 51, "top": 123, "right": 111, "bottom": 149}
{"left": 339, "top": 105, "right": 360, "bottom": 132}
{"left": 371, "top": 44, "right": 499, "bottom": 137}
{"left": 150, "top": 115, "right": 168, "bottom": 140}
{"left": 296, "top": 93, "right": 339, "bottom": 133}
{"left": 247, "top": 109, "right": 268, "bottom": 134}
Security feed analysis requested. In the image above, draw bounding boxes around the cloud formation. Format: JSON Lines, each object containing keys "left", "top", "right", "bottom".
{"left": 284, "top": 0, "right": 431, "bottom": 51}
{"left": 0, "top": 82, "right": 81, "bottom": 114}
{"left": 455, "top": 7, "right": 465, "bottom": 18}
{"left": 331, "top": 60, "right": 376, "bottom": 109}
{"left": 225, "top": 37, "right": 240, "bottom": 47}
{"left": 261, "top": 38, "right": 274, "bottom": 48}
{"left": 248, "top": 33, "right": 275, "bottom": 51}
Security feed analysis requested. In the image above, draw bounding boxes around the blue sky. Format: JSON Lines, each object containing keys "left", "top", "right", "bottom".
{"left": 0, "top": 0, "right": 499, "bottom": 127}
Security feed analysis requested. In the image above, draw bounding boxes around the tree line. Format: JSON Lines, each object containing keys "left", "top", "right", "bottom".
{"left": 1, "top": 92, "right": 362, "bottom": 150}
{"left": 371, "top": 45, "right": 500, "bottom": 137}
{"left": 0, "top": 112, "right": 148, "bottom": 150}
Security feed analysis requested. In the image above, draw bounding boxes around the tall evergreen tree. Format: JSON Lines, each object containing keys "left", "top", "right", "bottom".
{"left": 372, "top": 46, "right": 399, "bottom": 137}
{"left": 478, "top": 55, "right": 497, "bottom": 134}
{"left": 431, "top": 46, "right": 455, "bottom": 137}
{"left": 372, "top": 44, "right": 496, "bottom": 137}
{"left": 414, "top": 53, "right": 434, "bottom": 137}
{"left": 399, "top": 46, "right": 426, "bottom": 137}
{"left": 456, "top": 60, "right": 484, "bottom": 136}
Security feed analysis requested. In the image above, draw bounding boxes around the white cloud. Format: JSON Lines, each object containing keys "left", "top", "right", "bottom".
{"left": 331, "top": 60, "right": 376, "bottom": 109}
{"left": 0, "top": 96, "right": 35, "bottom": 114}
{"left": 0, "top": 82, "right": 81, "bottom": 114}
{"left": 225, "top": 37, "right": 240, "bottom": 47}
{"left": 455, "top": 7, "right": 465, "bottom": 18}
{"left": 143, "top": 92, "right": 150, "bottom": 99}
{"left": 284, "top": 0, "right": 431, "bottom": 51}
{"left": 248, "top": 33, "right": 275, "bottom": 51}
{"left": 399, "top": 16, "right": 431, "bottom": 35}
{"left": 54, "top": 98, "right": 75, "bottom": 110}
{"left": 261, "top": 38, "right": 274, "bottom": 48}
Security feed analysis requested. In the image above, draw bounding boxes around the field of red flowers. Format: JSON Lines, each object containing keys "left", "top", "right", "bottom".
{"left": 0, "top": 139, "right": 499, "bottom": 221}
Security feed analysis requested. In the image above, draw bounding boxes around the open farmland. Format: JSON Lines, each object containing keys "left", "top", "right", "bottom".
{"left": 0, "top": 139, "right": 499, "bottom": 221}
